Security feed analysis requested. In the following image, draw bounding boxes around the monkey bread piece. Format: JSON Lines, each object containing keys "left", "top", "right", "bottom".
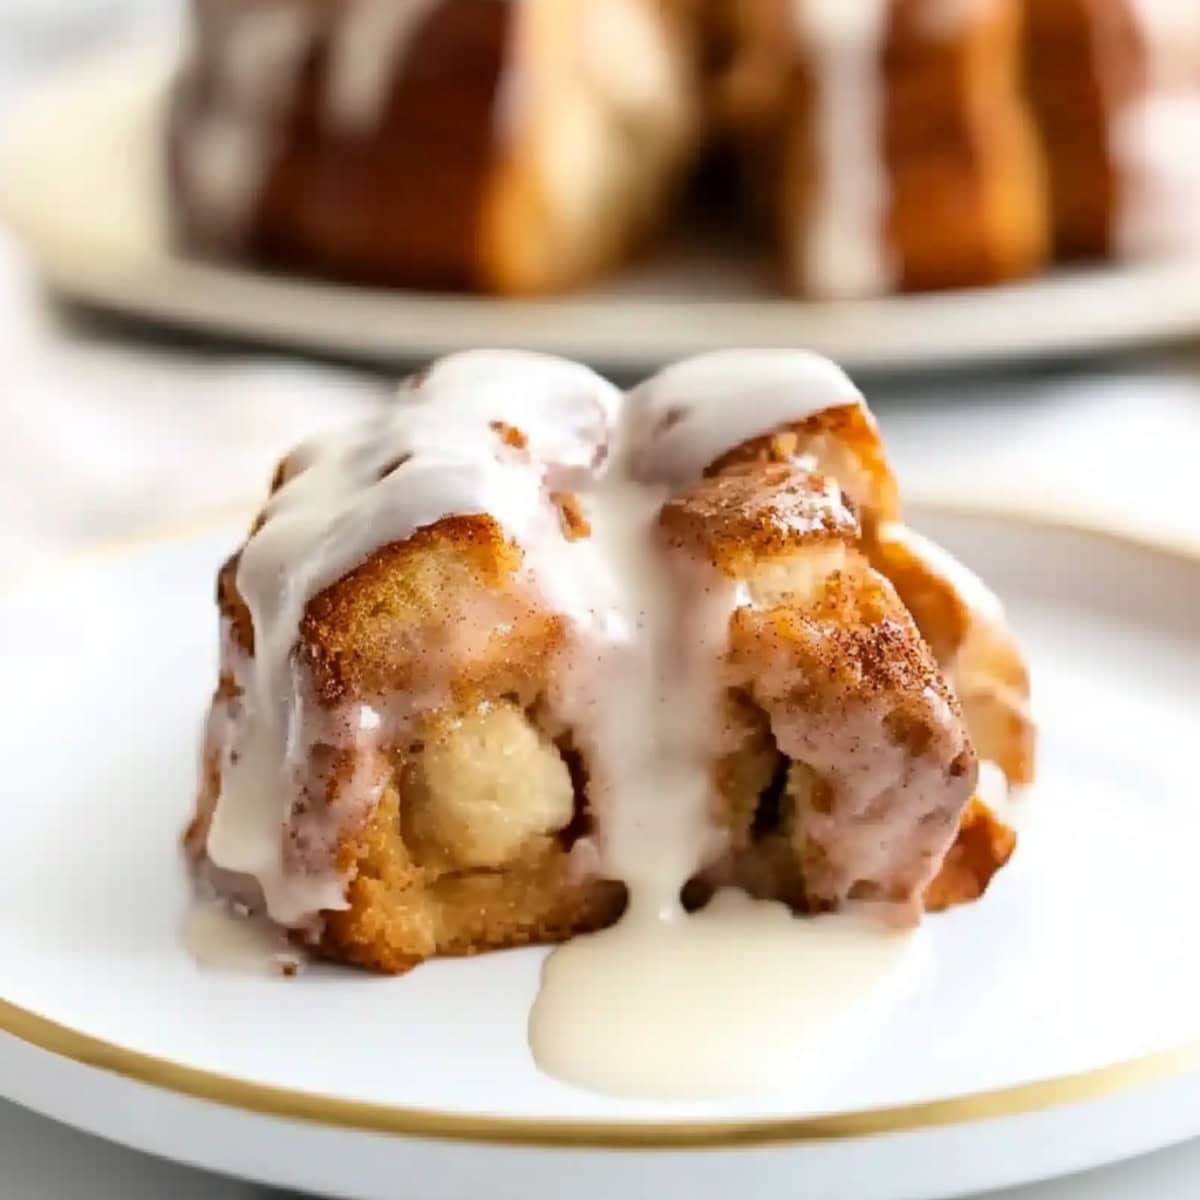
{"left": 192, "top": 509, "right": 625, "bottom": 974}
{"left": 632, "top": 347, "right": 1031, "bottom": 915}
{"left": 660, "top": 461, "right": 979, "bottom": 915}
{"left": 714, "top": 0, "right": 1049, "bottom": 298}
{"left": 188, "top": 349, "right": 1035, "bottom": 975}
{"left": 168, "top": 0, "right": 700, "bottom": 295}
{"left": 633, "top": 350, "right": 1033, "bottom": 783}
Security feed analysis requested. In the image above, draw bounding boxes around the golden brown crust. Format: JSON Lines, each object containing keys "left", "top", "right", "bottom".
{"left": 297, "top": 516, "right": 560, "bottom": 708}
{"left": 884, "top": 0, "right": 1050, "bottom": 291}
{"left": 1024, "top": 0, "right": 1144, "bottom": 259}
{"left": 319, "top": 780, "right": 626, "bottom": 973}
{"left": 870, "top": 523, "right": 1036, "bottom": 786}
{"left": 659, "top": 460, "right": 858, "bottom": 575}
{"left": 705, "top": 403, "right": 901, "bottom": 530}
{"left": 924, "top": 796, "right": 1017, "bottom": 911}
{"left": 719, "top": 0, "right": 1049, "bottom": 294}
{"left": 187, "top": 736, "right": 626, "bottom": 974}
{"left": 170, "top": 0, "right": 512, "bottom": 288}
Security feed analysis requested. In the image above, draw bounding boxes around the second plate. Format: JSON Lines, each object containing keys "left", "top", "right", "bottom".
{"left": 5, "top": 44, "right": 1200, "bottom": 373}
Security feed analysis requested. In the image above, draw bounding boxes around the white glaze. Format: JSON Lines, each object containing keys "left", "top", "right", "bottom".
{"left": 1113, "top": 93, "right": 1200, "bottom": 258}
{"left": 792, "top": 0, "right": 895, "bottom": 299}
{"left": 975, "top": 759, "right": 1015, "bottom": 825}
{"left": 629, "top": 349, "right": 865, "bottom": 484}
{"left": 183, "top": 899, "right": 304, "bottom": 975}
{"left": 1109, "top": 1, "right": 1200, "bottom": 258}
{"left": 789, "top": 0, "right": 998, "bottom": 297}
{"left": 550, "top": 478, "right": 742, "bottom": 911}
{"left": 916, "top": 0, "right": 998, "bottom": 40}
{"left": 325, "top": 0, "right": 445, "bottom": 133}
{"left": 181, "top": 0, "right": 314, "bottom": 235}
{"left": 531, "top": 891, "right": 927, "bottom": 1098}
{"left": 1128, "top": 0, "right": 1200, "bottom": 70}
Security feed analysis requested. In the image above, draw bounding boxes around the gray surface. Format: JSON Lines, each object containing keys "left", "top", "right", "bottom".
{"left": 4, "top": 1092, "right": 1200, "bottom": 1200}
{"left": 0, "top": 1097, "right": 263, "bottom": 1199}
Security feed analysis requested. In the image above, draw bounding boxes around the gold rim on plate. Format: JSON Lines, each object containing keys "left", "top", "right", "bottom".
{"left": 3, "top": 995, "right": 1199, "bottom": 1148}
{"left": 1, "top": 503, "right": 1198, "bottom": 1148}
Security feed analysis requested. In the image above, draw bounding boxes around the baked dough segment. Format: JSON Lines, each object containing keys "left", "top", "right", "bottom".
{"left": 704, "top": 404, "right": 902, "bottom": 532}
{"left": 924, "top": 795, "right": 1017, "bottom": 912}
{"left": 169, "top": 0, "right": 700, "bottom": 294}
{"left": 481, "top": 0, "right": 701, "bottom": 292}
{"left": 670, "top": 386, "right": 1031, "bottom": 911}
{"left": 192, "top": 472, "right": 624, "bottom": 972}
{"left": 715, "top": 0, "right": 1049, "bottom": 296}
{"left": 662, "top": 461, "right": 978, "bottom": 915}
{"left": 1024, "top": 0, "right": 1141, "bottom": 259}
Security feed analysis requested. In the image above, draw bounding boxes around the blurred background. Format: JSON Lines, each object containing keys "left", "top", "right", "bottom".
{"left": 0, "top": 0, "right": 1198, "bottom": 580}
{"left": 0, "top": 0, "right": 1198, "bottom": 1194}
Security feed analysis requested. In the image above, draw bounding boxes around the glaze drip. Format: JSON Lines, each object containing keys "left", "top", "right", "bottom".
{"left": 791, "top": 0, "right": 896, "bottom": 299}
{"left": 1108, "top": 0, "right": 1200, "bottom": 258}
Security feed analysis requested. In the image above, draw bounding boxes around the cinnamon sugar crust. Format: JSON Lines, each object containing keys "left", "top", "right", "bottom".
{"left": 659, "top": 461, "right": 859, "bottom": 574}
{"left": 705, "top": 404, "right": 901, "bottom": 530}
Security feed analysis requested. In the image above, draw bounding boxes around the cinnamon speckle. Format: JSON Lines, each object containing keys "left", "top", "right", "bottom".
{"left": 377, "top": 453, "right": 412, "bottom": 480}
{"left": 552, "top": 492, "right": 591, "bottom": 541}
{"left": 490, "top": 421, "right": 528, "bottom": 450}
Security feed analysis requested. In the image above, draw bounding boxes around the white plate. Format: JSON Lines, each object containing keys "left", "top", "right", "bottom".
{"left": 1, "top": 504, "right": 1199, "bottom": 1200}
{"left": 5, "top": 44, "right": 1200, "bottom": 374}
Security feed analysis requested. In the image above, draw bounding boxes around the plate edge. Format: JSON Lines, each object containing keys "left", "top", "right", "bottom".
{"left": 2, "top": 997, "right": 1198, "bottom": 1149}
